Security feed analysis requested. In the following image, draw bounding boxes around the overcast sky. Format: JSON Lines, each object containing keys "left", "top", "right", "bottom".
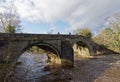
{"left": 1, "top": 0, "right": 120, "bottom": 34}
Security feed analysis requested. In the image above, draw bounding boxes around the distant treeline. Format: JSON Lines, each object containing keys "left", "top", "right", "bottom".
{"left": 75, "top": 15, "right": 120, "bottom": 53}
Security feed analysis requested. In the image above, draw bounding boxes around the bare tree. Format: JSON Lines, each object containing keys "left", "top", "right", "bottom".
{"left": 0, "top": 0, "right": 21, "bottom": 33}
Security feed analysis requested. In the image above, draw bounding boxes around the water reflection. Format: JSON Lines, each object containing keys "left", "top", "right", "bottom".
{"left": 14, "top": 52, "right": 50, "bottom": 82}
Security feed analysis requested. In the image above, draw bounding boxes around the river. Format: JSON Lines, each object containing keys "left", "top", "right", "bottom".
{"left": 13, "top": 52, "right": 50, "bottom": 82}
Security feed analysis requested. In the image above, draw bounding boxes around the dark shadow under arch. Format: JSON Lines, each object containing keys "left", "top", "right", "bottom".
{"left": 22, "top": 42, "right": 60, "bottom": 57}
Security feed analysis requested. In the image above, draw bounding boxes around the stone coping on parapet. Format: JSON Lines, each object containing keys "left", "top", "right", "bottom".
{"left": 0, "top": 33, "right": 86, "bottom": 40}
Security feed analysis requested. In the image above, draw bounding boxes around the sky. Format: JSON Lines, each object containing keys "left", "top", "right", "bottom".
{"left": 0, "top": 0, "right": 120, "bottom": 34}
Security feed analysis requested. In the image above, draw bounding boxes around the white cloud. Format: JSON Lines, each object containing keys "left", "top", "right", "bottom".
{"left": 1, "top": 0, "right": 120, "bottom": 33}
{"left": 48, "top": 24, "right": 56, "bottom": 34}
{"left": 12, "top": 0, "right": 82, "bottom": 22}
{"left": 50, "top": 26, "right": 56, "bottom": 31}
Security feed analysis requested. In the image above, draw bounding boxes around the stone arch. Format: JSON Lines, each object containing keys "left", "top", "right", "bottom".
{"left": 73, "top": 41, "right": 90, "bottom": 57}
{"left": 21, "top": 41, "right": 61, "bottom": 65}
{"left": 23, "top": 42, "right": 60, "bottom": 56}
{"left": 72, "top": 37, "right": 97, "bottom": 57}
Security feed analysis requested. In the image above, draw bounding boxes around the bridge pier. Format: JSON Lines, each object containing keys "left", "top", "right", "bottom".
{"left": 60, "top": 41, "right": 74, "bottom": 67}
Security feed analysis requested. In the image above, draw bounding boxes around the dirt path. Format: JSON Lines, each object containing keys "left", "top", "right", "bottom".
{"left": 73, "top": 54, "right": 120, "bottom": 82}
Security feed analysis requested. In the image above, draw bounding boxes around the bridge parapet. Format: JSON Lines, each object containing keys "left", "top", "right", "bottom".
{"left": 0, "top": 33, "right": 79, "bottom": 41}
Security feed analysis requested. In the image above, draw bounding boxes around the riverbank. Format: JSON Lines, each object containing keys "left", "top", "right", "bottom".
{"left": 36, "top": 54, "right": 120, "bottom": 82}
{"left": 73, "top": 54, "right": 120, "bottom": 82}
{"left": 1, "top": 54, "right": 120, "bottom": 82}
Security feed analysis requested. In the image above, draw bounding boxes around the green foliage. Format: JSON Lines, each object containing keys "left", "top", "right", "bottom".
{"left": 5, "top": 23, "right": 16, "bottom": 33}
{"left": 94, "top": 16, "right": 120, "bottom": 53}
{"left": 75, "top": 28, "right": 92, "bottom": 38}
{"left": 113, "top": 30, "right": 120, "bottom": 51}
{"left": 93, "top": 28, "right": 112, "bottom": 48}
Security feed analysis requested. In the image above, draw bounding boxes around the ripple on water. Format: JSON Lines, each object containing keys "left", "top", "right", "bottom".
{"left": 14, "top": 52, "right": 50, "bottom": 82}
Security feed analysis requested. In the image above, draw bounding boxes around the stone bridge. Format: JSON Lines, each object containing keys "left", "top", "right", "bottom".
{"left": 0, "top": 33, "right": 116, "bottom": 67}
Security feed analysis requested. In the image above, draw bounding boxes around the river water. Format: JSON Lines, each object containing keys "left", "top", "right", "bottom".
{"left": 13, "top": 52, "right": 50, "bottom": 82}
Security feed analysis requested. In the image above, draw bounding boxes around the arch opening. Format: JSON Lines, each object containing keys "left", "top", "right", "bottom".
{"left": 13, "top": 42, "right": 62, "bottom": 81}
{"left": 22, "top": 42, "right": 61, "bottom": 65}
{"left": 73, "top": 41, "right": 91, "bottom": 60}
